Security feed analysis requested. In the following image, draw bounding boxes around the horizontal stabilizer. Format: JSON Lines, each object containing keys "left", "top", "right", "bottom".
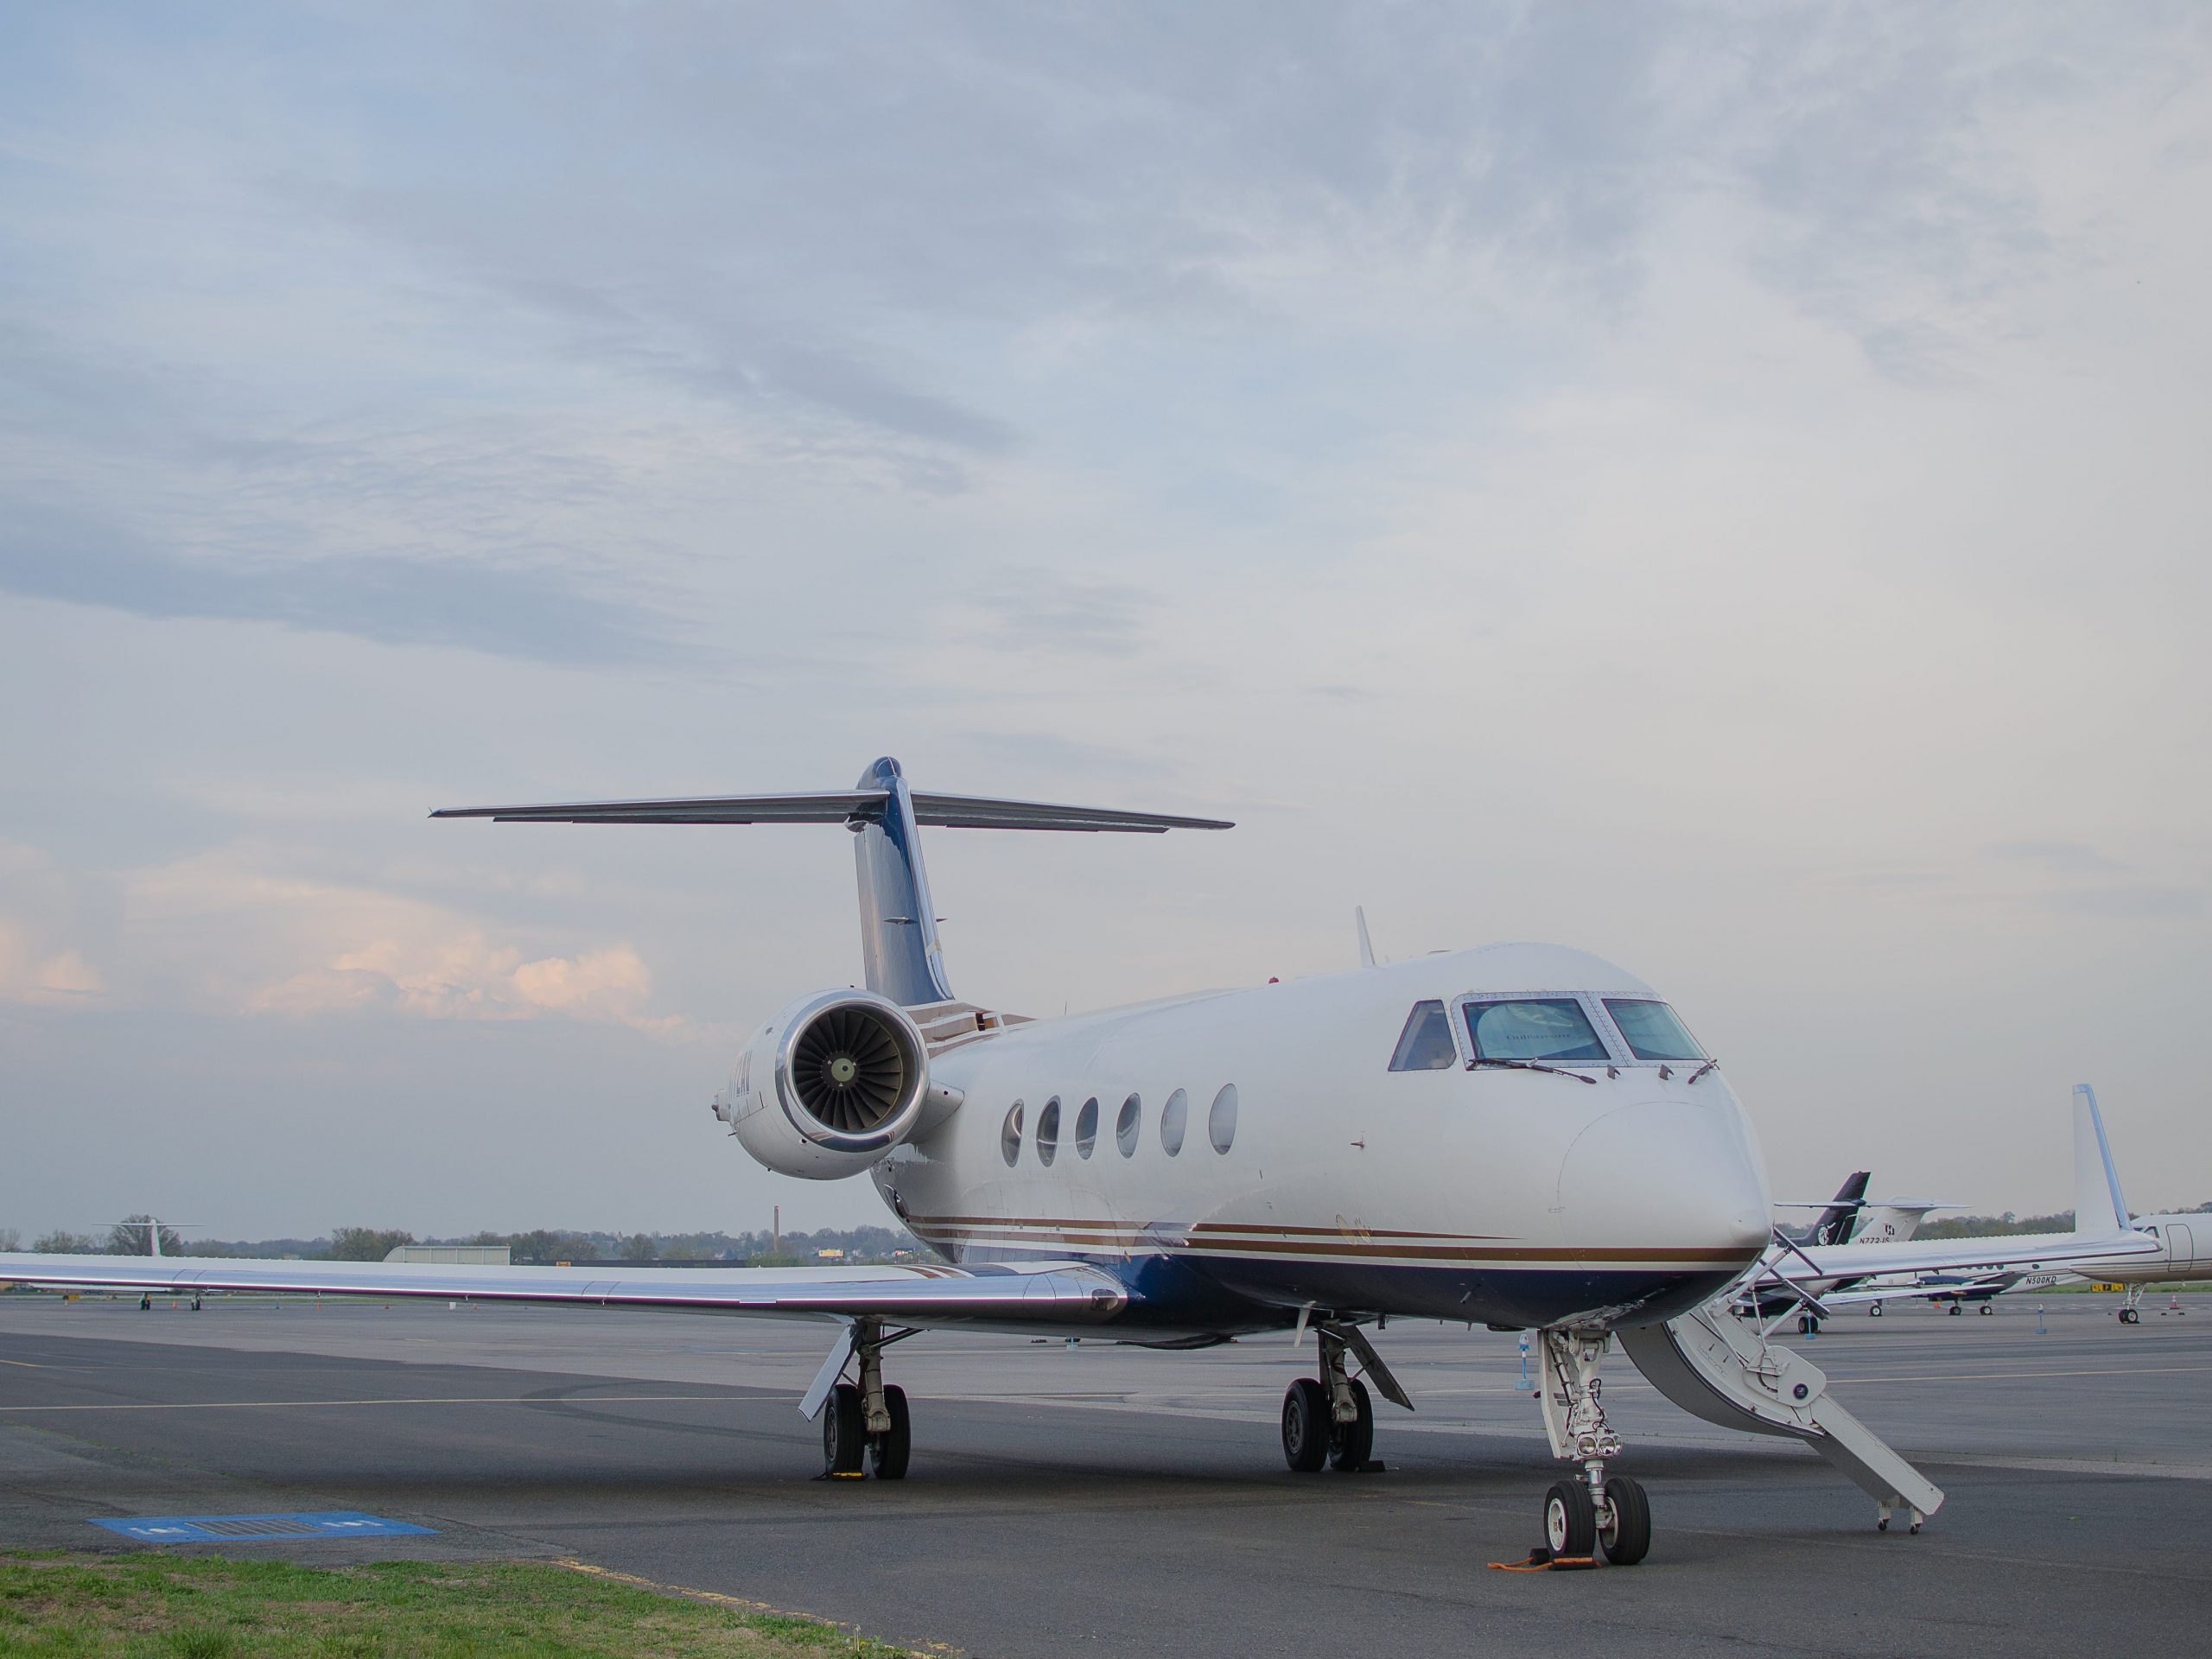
{"left": 433, "top": 756, "right": 1232, "bottom": 1007}
{"left": 432, "top": 790, "right": 1230, "bottom": 833}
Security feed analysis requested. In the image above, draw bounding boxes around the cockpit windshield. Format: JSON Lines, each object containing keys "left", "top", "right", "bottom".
{"left": 1463, "top": 999, "right": 1609, "bottom": 1064}
{"left": 1604, "top": 999, "right": 1707, "bottom": 1062}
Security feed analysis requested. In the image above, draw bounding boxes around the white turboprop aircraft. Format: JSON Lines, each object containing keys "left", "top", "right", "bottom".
{"left": 0, "top": 758, "right": 2164, "bottom": 1562}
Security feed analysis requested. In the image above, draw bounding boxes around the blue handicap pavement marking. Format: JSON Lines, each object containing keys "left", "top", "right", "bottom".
{"left": 90, "top": 1511, "right": 435, "bottom": 1543}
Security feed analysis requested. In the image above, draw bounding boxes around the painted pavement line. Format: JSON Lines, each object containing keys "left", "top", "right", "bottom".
{"left": 0, "top": 1392, "right": 741, "bottom": 1413}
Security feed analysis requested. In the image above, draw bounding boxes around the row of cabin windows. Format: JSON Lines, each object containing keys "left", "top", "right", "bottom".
{"left": 1000, "top": 1085, "right": 1238, "bottom": 1167}
{"left": 1387, "top": 995, "right": 1708, "bottom": 1072}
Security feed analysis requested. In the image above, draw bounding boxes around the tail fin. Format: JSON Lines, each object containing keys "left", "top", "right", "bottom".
{"left": 2073, "top": 1083, "right": 2131, "bottom": 1235}
{"left": 433, "top": 756, "right": 1231, "bottom": 1007}
{"left": 1812, "top": 1171, "right": 1872, "bottom": 1246}
{"left": 851, "top": 757, "right": 950, "bottom": 1006}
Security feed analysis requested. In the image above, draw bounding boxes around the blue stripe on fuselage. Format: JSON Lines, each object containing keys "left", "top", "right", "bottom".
{"left": 954, "top": 1245, "right": 1743, "bottom": 1333}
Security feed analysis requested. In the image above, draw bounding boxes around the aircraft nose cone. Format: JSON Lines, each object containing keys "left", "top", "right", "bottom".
{"left": 1556, "top": 1099, "right": 1770, "bottom": 1262}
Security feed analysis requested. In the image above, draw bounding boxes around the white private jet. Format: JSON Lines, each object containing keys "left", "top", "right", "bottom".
{"left": 1751, "top": 1173, "right": 1952, "bottom": 1330}
{"left": 1804, "top": 1093, "right": 2209, "bottom": 1324}
{"left": 0, "top": 758, "right": 2163, "bottom": 1563}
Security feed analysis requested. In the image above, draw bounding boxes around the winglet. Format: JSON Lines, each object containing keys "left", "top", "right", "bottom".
{"left": 2073, "top": 1084, "right": 2131, "bottom": 1236}
{"left": 1355, "top": 906, "right": 1377, "bottom": 969}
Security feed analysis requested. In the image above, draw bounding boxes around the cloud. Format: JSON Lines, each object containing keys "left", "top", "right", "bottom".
{"left": 252, "top": 935, "right": 681, "bottom": 1033}
{"left": 101, "top": 845, "right": 696, "bottom": 1037}
{"left": 943, "top": 570, "right": 1158, "bottom": 657}
{"left": 0, "top": 506, "right": 674, "bottom": 665}
{"left": 4, "top": 6, "right": 2212, "bottom": 1234}
{"left": 1987, "top": 841, "right": 2129, "bottom": 875}
{"left": 0, "top": 923, "right": 105, "bottom": 1005}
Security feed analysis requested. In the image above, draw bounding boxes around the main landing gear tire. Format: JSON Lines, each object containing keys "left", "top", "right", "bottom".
{"left": 823, "top": 1382, "right": 867, "bottom": 1477}
{"left": 1978, "top": 1303, "right": 1994, "bottom": 1316}
{"left": 1281, "top": 1377, "right": 1331, "bottom": 1472}
{"left": 2120, "top": 1307, "right": 2140, "bottom": 1324}
{"left": 1796, "top": 1313, "right": 1821, "bottom": 1336}
{"left": 1599, "top": 1475, "right": 1651, "bottom": 1566}
{"left": 869, "top": 1384, "right": 911, "bottom": 1480}
{"left": 1544, "top": 1480, "right": 1597, "bottom": 1559}
{"left": 1947, "top": 1303, "right": 1963, "bottom": 1316}
{"left": 1869, "top": 1301, "right": 1885, "bottom": 1318}
{"left": 1328, "top": 1378, "right": 1375, "bottom": 1471}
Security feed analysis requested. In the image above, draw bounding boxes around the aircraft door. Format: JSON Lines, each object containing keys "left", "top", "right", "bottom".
{"left": 2163, "top": 1223, "right": 2196, "bottom": 1270}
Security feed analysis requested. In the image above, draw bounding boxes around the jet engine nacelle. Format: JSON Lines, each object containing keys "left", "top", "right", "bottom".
{"left": 716, "top": 989, "right": 931, "bottom": 1180}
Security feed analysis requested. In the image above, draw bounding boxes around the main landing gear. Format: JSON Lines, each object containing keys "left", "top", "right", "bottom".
{"left": 1280, "top": 1326, "right": 1378, "bottom": 1473}
{"left": 1533, "top": 1328, "right": 1651, "bottom": 1566}
{"left": 815, "top": 1318, "right": 912, "bottom": 1480}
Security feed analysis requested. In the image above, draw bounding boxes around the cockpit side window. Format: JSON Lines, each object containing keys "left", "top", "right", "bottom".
{"left": 1463, "top": 998, "right": 1610, "bottom": 1063}
{"left": 1388, "top": 1001, "right": 1458, "bottom": 1071}
{"left": 1604, "top": 999, "right": 1707, "bottom": 1062}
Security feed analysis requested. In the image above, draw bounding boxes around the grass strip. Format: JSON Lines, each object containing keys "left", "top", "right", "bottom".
{"left": 0, "top": 1552, "right": 923, "bottom": 1658}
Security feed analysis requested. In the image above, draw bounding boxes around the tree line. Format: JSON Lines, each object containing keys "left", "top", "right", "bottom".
{"left": 3, "top": 1218, "right": 929, "bottom": 1265}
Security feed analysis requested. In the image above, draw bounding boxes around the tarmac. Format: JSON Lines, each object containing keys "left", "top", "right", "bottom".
{"left": 2, "top": 1288, "right": 2208, "bottom": 1656}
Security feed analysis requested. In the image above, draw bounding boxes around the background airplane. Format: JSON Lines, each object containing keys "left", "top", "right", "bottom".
{"left": 1752, "top": 1174, "right": 1951, "bottom": 1330}
{"left": 1821, "top": 1103, "right": 2209, "bottom": 1323}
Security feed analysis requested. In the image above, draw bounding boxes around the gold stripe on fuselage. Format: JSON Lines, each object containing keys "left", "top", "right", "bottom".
{"left": 906, "top": 1216, "right": 1758, "bottom": 1268}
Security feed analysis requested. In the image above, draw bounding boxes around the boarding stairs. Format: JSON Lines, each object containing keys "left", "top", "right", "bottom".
{"left": 1620, "top": 1282, "right": 1944, "bottom": 1529}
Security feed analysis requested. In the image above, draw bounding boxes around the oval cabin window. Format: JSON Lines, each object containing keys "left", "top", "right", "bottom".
{"left": 1160, "top": 1088, "right": 1188, "bottom": 1156}
{"left": 1208, "top": 1084, "right": 1238, "bottom": 1154}
{"left": 1116, "top": 1094, "right": 1141, "bottom": 1158}
{"left": 1075, "top": 1096, "right": 1099, "bottom": 1159}
{"left": 1001, "top": 1101, "right": 1024, "bottom": 1167}
{"left": 1036, "top": 1097, "right": 1061, "bottom": 1166}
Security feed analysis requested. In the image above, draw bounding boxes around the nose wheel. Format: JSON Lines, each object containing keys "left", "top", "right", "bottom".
{"left": 1532, "top": 1329, "right": 1653, "bottom": 1565}
{"left": 1597, "top": 1474, "right": 1651, "bottom": 1564}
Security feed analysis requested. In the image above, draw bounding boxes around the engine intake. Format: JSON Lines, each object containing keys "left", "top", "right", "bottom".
{"left": 721, "top": 990, "right": 930, "bottom": 1179}
{"left": 791, "top": 1001, "right": 915, "bottom": 1135}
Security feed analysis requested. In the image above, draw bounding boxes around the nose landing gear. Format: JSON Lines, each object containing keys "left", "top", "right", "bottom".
{"left": 1534, "top": 1328, "right": 1651, "bottom": 1565}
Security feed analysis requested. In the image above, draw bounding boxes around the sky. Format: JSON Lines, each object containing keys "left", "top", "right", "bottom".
{"left": 3, "top": 3, "right": 2208, "bottom": 1240}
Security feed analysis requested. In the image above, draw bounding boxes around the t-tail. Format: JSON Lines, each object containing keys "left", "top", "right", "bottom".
{"left": 2073, "top": 1083, "right": 2131, "bottom": 1236}
{"left": 431, "top": 755, "right": 1232, "bottom": 1007}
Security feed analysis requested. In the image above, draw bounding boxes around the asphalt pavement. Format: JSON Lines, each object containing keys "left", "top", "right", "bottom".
{"left": 2, "top": 1290, "right": 2207, "bottom": 1656}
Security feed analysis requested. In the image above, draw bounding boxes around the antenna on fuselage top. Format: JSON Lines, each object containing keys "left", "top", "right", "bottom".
{"left": 1356, "top": 906, "right": 1378, "bottom": 968}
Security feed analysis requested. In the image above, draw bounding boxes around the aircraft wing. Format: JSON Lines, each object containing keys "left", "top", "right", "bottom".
{"left": 1781, "top": 1084, "right": 2158, "bottom": 1289}
{"left": 1788, "top": 1227, "right": 2158, "bottom": 1286}
{"left": 0, "top": 1252, "right": 1124, "bottom": 1329}
{"left": 1818, "top": 1272, "right": 2022, "bottom": 1308}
